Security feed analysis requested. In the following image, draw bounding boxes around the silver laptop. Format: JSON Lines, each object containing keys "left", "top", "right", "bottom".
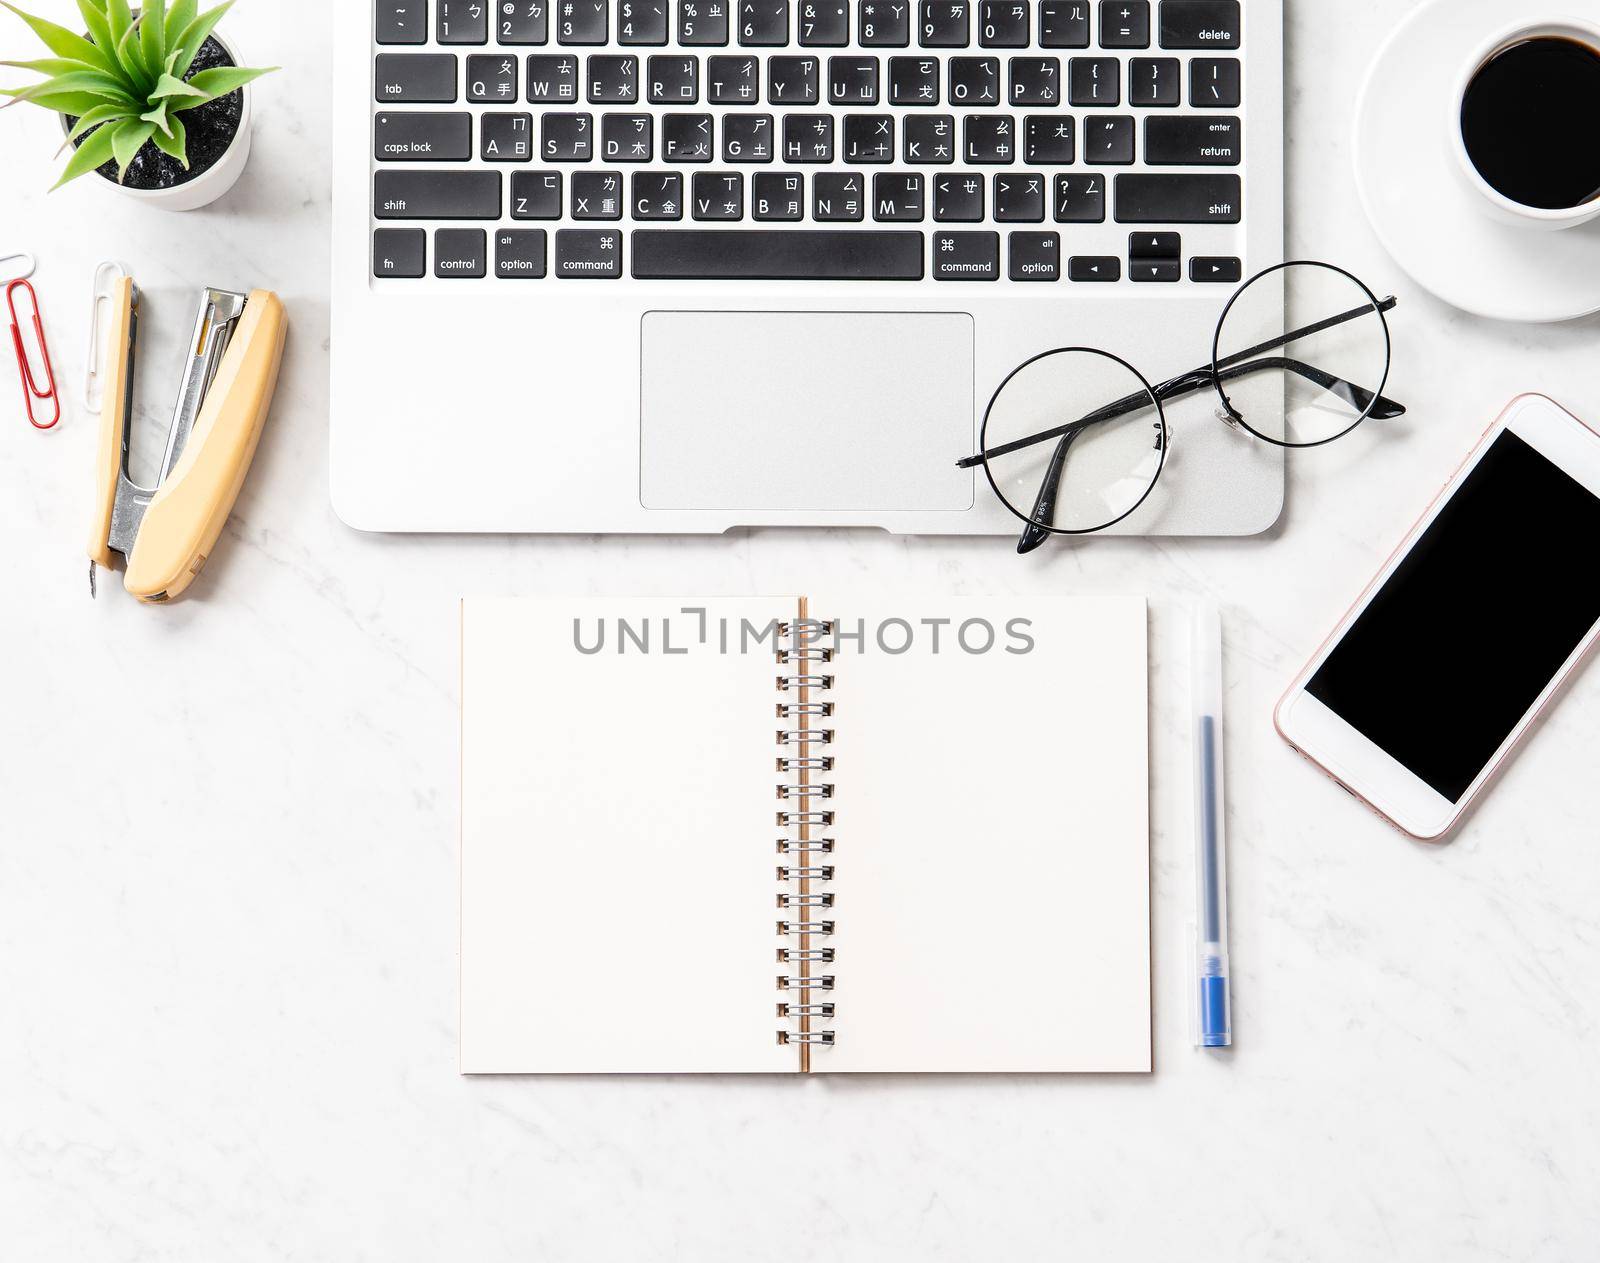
{"left": 331, "top": 0, "right": 1283, "bottom": 536}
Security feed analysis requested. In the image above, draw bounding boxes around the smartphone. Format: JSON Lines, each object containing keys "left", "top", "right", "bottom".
{"left": 1276, "top": 394, "right": 1600, "bottom": 841}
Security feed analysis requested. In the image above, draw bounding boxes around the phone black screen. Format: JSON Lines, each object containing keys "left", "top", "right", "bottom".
{"left": 1307, "top": 429, "right": 1600, "bottom": 803}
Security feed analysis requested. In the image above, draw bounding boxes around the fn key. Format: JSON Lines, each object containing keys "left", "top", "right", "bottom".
{"left": 555, "top": 229, "right": 622, "bottom": 278}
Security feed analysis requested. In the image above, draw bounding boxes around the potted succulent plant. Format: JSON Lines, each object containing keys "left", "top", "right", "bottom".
{"left": 1, "top": 0, "right": 275, "bottom": 211}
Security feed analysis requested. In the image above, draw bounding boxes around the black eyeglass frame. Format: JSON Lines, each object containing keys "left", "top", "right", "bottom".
{"left": 960, "top": 260, "right": 1403, "bottom": 542}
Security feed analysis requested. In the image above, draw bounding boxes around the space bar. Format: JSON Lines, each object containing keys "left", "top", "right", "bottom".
{"left": 631, "top": 230, "right": 924, "bottom": 280}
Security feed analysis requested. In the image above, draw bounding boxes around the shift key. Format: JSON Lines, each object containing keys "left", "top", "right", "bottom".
{"left": 375, "top": 170, "right": 501, "bottom": 219}
{"left": 1114, "top": 173, "right": 1240, "bottom": 223}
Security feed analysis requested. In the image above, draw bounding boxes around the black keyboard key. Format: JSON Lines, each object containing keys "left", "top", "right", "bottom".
{"left": 1083, "top": 114, "right": 1133, "bottom": 163}
{"left": 377, "top": 0, "right": 429, "bottom": 44}
{"left": 693, "top": 171, "right": 745, "bottom": 217}
{"left": 1068, "top": 253, "right": 1119, "bottom": 280}
{"left": 933, "top": 171, "right": 984, "bottom": 219}
{"left": 1023, "top": 114, "right": 1074, "bottom": 163}
{"left": 375, "top": 169, "right": 502, "bottom": 218}
{"left": 1131, "top": 258, "right": 1180, "bottom": 281}
{"left": 512, "top": 169, "right": 564, "bottom": 216}
{"left": 873, "top": 171, "right": 925, "bottom": 219}
{"left": 679, "top": 0, "right": 730, "bottom": 44}
{"left": 932, "top": 230, "right": 998, "bottom": 279}
{"left": 572, "top": 169, "right": 624, "bottom": 217}
{"left": 994, "top": 171, "right": 1045, "bottom": 220}
{"left": 481, "top": 111, "right": 534, "bottom": 159}
{"left": 800, "top": 0, "right": 850, "bottom": 43}
{"left": 858, "top": 0, "right": 910, "bottom": 46}
{"left": 753, "top": 171, "right": 805, "bottom": 218}
{"left": 722, "top": 112, "right": 776, "bottom": 160}
{"left": 663, "top": 112, "right": 715, "bottom": 159}
{"left": 631, "top": 228, "right": 924, "bottom": 278}
{"left": 374, "top": 111, "right": 472, "bottom": 161}
{"left": 619, "top": 0, "right": 669, "bottom": 42}
{"left": 632, "top": 170, "right": 685, "bottom": 217}
{"left": 375, "top": 53, "right": 458, "bottom": 102}
{"left": 963, "top": 114, "right": 1015, "bottom": 163}
{"left": 740, "top": 0, "right": 790, "bottom": 44}
{"left": 1190, "top": 255, "right": 1241, "bottom": 282}
{"left": 467, "top": 53, "right": 520, "bottom": 100}
{"left": 949, "top": 56, "right": 1001, "bottom": 105}
{"left": 1053, "top": 171, "right": 1105, "bottom": 221}
{"left": 1114, "top": 172, "right": 1239, "bottom": 222}
{"left": 526, "top": 53, "right": 580, "bottom": 100}
{"left": 980, "top": 0, "right": 1029, "bottom": 47}
{"left": 588, "top": 54, "right": 640, "bottom": 102}
{"left": 542, "top": 111, "right": 594, "bottom": 159}
{"left": 844, "top": 114, "right": 895, "bottom": 162}
{"left": 814, "top": 171, "right": 865, "bottom": 219}
{"left": 496, "top": 228, "right": 548, "bottom": 277}
{"left": 1099, "top": 0, "right": 1148, "bottom": 47}
{"left": 1159, "top": 0, "right": 1239, "bottom": 49}
{"left": 904, "top": 112, "right": 956, "bottom": 162}
{"left": 1129, "top": 230, "right": 1179, "bottom": 257}
{"left": 784, "top": 113, "right": 835, "bottom": 161}
{"left": 498, "top": 1, "right": 550, "bottom": 43}
{"left": 829, "top": 56, "right": 880, "bottom": 104}
{"left": 920, "top": 0, "right": 969, "bottom": 47}
{"left": 1145, "top": 113, "right": 1238, "bottom": 164}
{"left": 1039, "top": 0, "right": 1089, "bottom": 47}
{"left": 555, "top": 228, "right": 624, "bottom": 276}
{"left": 769, "top": 55, "right": 821, "bottom": 103}
{"left": 708, "top": 54, "right": 761, "bottom": 103}
{"left": 1129, "top": 56, "right": 1180, "bottom": 106}
{"left": 1190, "top": 56, "right": 1240, "bottom": 106}
{"left": 1068, "top": 56, "right": 1117, "bottom": 105}
{"left": 438, "top": 0, "right": 489, "bottom": 42}
{"left": 647, "top": 55, "right": 699, "bottom": 102}
{"left": 558, "top": 0, "right": 609, "bottom": 42}
{"left": 373, "top": 227, "right": 426, "bottom": 277}
{"left": 1009, "top": 56, "right": 1060, "bottom": 104}
{"left": 434, "top": 227, "right": 488, "bottom": 277}
{"left": 1009, "top": 230, "right": 1060, "bottom": 279}
{"left": 889, "top": 56, "right": 940, "bottom": 103}
{"left": 602, "top": 112, "right": 654, "bottom": 160}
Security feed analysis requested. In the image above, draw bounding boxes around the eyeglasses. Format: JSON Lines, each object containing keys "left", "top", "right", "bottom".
{"left": 957, "top": 261, "right": 1407, "bottom": 554}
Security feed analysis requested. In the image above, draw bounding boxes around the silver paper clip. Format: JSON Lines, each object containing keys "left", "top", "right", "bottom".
{"left": 0, "top": 251, "right": 36, "bottom": 284}
{"left": 84, "top": 261, "right": 128, "bottom": 414}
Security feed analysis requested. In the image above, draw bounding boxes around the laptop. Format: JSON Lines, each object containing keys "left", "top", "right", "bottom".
{"left": 331, "top": 0, "right": 1283, "bottom": 536}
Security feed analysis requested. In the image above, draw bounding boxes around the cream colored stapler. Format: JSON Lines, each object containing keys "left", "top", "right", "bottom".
{"left": 88, "top": 278, "right": 287, "bottom": 603}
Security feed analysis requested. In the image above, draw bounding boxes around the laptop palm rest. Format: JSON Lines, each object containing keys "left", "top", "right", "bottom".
{"left": 640, "top": 311, "right": 976, "bottom": 513}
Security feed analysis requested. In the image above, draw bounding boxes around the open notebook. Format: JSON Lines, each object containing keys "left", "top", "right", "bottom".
{"left": 461, "top": 596, "right": 1151, "bottom": 1074}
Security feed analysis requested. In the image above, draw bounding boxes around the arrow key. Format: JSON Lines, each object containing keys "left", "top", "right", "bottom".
{"left": 1190, "top": 255, "right": 1241, "bottom": 282}
{"left": 1131, "top": 258, "right": 1181, "bottom": 282}
{"left": 1129, "top": 230, "right": 1180, "bottom": 258}
{"left": 1068, "top": 254, "right": 1121, "bottom": 281}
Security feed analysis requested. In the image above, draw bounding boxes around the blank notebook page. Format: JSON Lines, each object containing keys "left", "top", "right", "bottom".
{"left": 813, "top": 596, "right": 1151, "bottom": 1073}
{"left": 460, "top": 597, "right": 794, "bottom": 1074}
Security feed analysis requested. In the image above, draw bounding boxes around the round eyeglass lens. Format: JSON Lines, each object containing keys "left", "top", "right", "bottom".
{"left": 1212, "top": 261, "right": 1392, "bottom": 448}
{"left": 979, "top": 347, "right": 1167, "bottom": 535}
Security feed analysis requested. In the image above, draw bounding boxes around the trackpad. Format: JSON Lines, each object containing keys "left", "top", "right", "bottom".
{"left": 640, "top": 311, "right": 975, "bottom": 512}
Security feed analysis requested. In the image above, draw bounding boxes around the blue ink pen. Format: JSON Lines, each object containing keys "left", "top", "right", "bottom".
{"left": 1192, "top": 602, "right": 1232, "bottom": 1048}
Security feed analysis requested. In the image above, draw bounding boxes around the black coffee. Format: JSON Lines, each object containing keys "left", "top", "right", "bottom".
{"left": 1460, "top": 36, "right": 1600, "bottom": 211}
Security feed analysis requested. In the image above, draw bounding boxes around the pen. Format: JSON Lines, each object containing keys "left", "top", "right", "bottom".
{"left": 1192, "top": 602, "right": 1232, "bottom": 1048}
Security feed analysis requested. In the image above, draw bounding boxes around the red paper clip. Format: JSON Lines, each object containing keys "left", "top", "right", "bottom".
{"left": 7, "top": 278, "right": 60, "bottom": 431}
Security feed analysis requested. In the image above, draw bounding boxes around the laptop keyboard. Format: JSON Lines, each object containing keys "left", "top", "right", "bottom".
{"left": 370, "top": 0, "right": 1245, "bottom": 281}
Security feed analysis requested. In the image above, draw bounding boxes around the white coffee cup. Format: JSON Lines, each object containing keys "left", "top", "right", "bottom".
{"left": 1448, "top": 16, "right": 1600, "bottom": 231}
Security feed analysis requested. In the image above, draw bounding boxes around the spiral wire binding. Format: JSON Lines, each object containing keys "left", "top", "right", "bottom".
{"left": 776, "top": 616, "right": 837, "bottom": 1054}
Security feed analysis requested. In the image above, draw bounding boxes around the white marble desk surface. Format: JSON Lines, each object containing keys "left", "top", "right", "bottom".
{"left": 5, "top": 0, "right": 1600, "bottom": 1258}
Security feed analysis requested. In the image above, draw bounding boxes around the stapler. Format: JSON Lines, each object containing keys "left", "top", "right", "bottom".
{"left": 88, "top": 278, "right": 288, "bottom": 603}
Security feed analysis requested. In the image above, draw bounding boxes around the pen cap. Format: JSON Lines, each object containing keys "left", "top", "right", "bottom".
{"left": 1190, "top": 601, "right": 1224, "bottom": 721}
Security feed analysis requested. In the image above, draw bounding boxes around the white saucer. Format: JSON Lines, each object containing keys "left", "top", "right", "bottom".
{"left": 1352, "top": 0, "right": 1600, "bottom": 323}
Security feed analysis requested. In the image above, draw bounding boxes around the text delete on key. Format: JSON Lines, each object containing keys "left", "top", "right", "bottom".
{"left": 1157, "top": 0, "right": 1240, "bottom": 49}
{"left": 1113, "top": 173, "right": 1240, "bottom": 223}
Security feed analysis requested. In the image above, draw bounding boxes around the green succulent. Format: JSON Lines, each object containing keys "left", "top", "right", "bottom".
{"left": 1, "top": 0, "right": 276, "bottom": 188}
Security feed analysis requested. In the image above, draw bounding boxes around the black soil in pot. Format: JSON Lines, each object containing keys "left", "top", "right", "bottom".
{"left": 65, "top": 35, "right": 244, "bottom": 191}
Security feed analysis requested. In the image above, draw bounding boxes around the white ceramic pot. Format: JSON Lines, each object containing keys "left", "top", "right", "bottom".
{"left": 64, "top": 31, "right": 254, "bottom": 212}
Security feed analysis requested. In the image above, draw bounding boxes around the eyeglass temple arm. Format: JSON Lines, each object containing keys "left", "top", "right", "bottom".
{"left": 957, "top": 296, "right": 1401, "bottom": 470}
{"left": 1016, "top": 427, "right": 1084, "bottom": 554}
